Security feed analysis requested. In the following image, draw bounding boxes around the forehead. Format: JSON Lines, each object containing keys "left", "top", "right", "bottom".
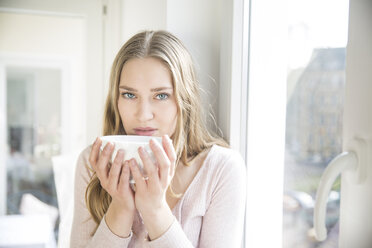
{"left": 119, "top": 57, "right": 173, "bottom": 88}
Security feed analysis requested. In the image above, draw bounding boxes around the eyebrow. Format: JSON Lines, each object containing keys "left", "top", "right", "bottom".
{"left": 119, "top": 85, "right": 173, "bottom": 92}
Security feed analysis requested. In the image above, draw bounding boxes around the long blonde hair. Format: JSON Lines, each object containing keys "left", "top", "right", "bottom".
{"left": 85, "top": 30, "right": 228, "bottom": 227}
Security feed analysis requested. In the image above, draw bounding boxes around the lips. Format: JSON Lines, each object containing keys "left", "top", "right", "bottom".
{"left": 134, "top": 127, "right": 157, "bottom": 136}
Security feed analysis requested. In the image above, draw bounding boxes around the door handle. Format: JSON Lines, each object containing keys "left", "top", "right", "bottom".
{"left": 313, "top": 138, "right": 367, "bottom": 241}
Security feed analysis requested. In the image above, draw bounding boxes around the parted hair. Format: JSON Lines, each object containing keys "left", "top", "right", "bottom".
{"left": 85, "top": 30, "right": 229, "bottom": 228}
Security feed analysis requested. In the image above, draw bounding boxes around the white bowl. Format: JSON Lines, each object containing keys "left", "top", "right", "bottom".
{"left": 100, "top": 135, "right": 162, "bottom": 184}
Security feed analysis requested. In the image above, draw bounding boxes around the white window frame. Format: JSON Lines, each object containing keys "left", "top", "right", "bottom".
{"left": 221, "top": 0, "right": 287, "bottom": 246}
{"left": 245, "top": 0, "right": 287, "bottom": 245}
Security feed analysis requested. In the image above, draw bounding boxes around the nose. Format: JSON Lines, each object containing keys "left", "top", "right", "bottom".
{"left": 135, "top": 99, "right": 154, "bottom": 122}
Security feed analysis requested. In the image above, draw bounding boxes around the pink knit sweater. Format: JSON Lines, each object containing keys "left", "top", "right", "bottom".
{"left": 70, "top": 144, "right": 246, "bottom": 247}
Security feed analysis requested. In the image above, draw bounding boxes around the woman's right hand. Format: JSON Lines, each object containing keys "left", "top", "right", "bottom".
{"left": 89, "top": 137, "right": 135, "bottom": 237}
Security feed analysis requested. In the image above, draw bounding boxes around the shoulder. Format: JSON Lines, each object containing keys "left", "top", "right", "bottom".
{"left": 78, "top": 145, "right": 93, "bottom": 163}
{"left": 75, "top": 145, "right": 94, "bottom": 181}
{"left": 208, "top": 145, "right": 246, "bottom": 172}
{"left": 202, "top": 145, "right": 246, "bottom": 202}
{"left": 205, "top": 145, "right": 246, "bottom": 182}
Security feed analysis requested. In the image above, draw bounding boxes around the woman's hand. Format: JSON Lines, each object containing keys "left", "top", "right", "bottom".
{"left": 89, "top": 138, "right": 135, "bottom": 237}
{"left": 129, "top": 135, "right": 177, "bottom": 240}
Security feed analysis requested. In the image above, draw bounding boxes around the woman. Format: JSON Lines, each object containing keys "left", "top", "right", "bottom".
{"left": 70, "top": 30, "right": 246, "bottom": 247}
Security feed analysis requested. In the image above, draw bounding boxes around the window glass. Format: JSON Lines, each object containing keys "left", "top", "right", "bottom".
{"left": 6, "top": 66, "right": 61, "bottom": 238}
{"left": 283, "top": 0, "right": 349, "bottom": 247}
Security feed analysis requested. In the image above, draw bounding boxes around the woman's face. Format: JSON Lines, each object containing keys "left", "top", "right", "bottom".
{"left": 118, "top": 57, "right": 178, "bottom": 137}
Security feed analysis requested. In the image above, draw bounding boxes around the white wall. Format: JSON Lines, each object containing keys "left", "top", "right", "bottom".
{"left": 0, "top": 12, "right": 86, "bottom": 155}
{"left": 120, "top": 0, "right": 167, "bottom": 43}
{"left": 167, "top": 0, "right": 222, "bottom": 136}
{"left": 0, "top": 0, "right": 105, "bottom": 145}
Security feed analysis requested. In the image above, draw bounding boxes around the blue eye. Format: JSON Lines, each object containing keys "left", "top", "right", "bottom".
{"left": 121, "top": 92, "right": 135, "bottom": 99}
{"left": 156, "top": 93, "right": 169, "bottom": 100}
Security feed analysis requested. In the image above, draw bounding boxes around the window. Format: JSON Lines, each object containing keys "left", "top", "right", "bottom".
{"left": 283, "top": 0, "right": 349, "bottom": 247}
{"left": 6, "top": 65, "right": 61, "bottom": 229}
{"left": 0, "top": 10, "right": 86, "bottom": 246}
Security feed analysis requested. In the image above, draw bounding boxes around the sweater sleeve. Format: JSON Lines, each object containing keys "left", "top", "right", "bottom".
{"left": 146, "top": 218, "right": 194, "bottom": 248}
{"left": 69, "top": 146, "right": 133, "bottom": 248}
{"left": 198, "top": 151, "right": 247, "bottom": 248}
{"left": 147, "top": 149, "right": 246, "bottom": 248}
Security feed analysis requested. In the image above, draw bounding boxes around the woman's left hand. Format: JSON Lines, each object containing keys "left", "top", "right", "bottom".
{"left": 129, "top": 134, "right": 177, "bottom": 240}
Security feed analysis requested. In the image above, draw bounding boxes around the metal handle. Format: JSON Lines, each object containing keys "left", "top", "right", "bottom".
{"left": 313, "top": 151, "right": 358, "bottom": 241}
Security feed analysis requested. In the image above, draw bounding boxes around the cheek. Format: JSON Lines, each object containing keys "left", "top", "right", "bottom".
{"left": 171, "top": 105, "right": 178, "bottom": 122}
{"left": 160, "top": 100, "right": 177, "bottom": 118}
{"left": 117, "top": 101, "right": 131, "bottom": 124}
{"left": 164, "top": 101, "right": 178, "bottom": 129}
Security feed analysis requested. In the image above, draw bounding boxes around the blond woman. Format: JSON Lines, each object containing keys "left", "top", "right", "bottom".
{"left": 70, "top": 30, "right": 246, "bottom": 248}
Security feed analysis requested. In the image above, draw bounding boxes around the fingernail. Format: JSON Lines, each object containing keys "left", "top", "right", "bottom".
{"left": 117, "top": 149, "right": 124, "bottom": 156}
{"left": 151, "top": 138, "right": 158, "bottom": 146}
{"left": 105, "top": 142, "right": 113, "bottom": 151}
{"left": 139, "top": 147, "right": 148, "bottom": 157}
{"left": 130, "top": 159, "right": 136, "bottom": 166}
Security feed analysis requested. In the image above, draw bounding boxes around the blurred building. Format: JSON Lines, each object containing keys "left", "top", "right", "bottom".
{"left": 286, "top": 48, "right": 346, "bottom": 165}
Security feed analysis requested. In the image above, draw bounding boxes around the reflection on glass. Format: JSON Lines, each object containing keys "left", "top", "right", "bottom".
{"left": 6, "top": 66, "right": 61, "bottom": 238}
{"left": 283, "top": 0, "right": 349, "bottom": 247}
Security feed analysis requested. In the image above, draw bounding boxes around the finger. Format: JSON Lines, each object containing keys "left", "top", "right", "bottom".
{"left": 129, "top": 159, "right": 146, "bottom": 192}
{"left": 107, "top": 149, "right": 124, "bottom": 192}
{"left": 118, "top": 161, "right": 131, "bottom": 193}
{"left": 162, "top": 135, "right": 176, "bottom": 177}
{"left": 96, "top": 142, "right": 114, "bottom": 180}
{"left": 138, "top": 146, "right": 158, "bottom": 185}
{"left": 89, "top": 137, "right": 102, "bottom": 171}
{"left": 149, "top": 138, "right": 171, "bottom": 184}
